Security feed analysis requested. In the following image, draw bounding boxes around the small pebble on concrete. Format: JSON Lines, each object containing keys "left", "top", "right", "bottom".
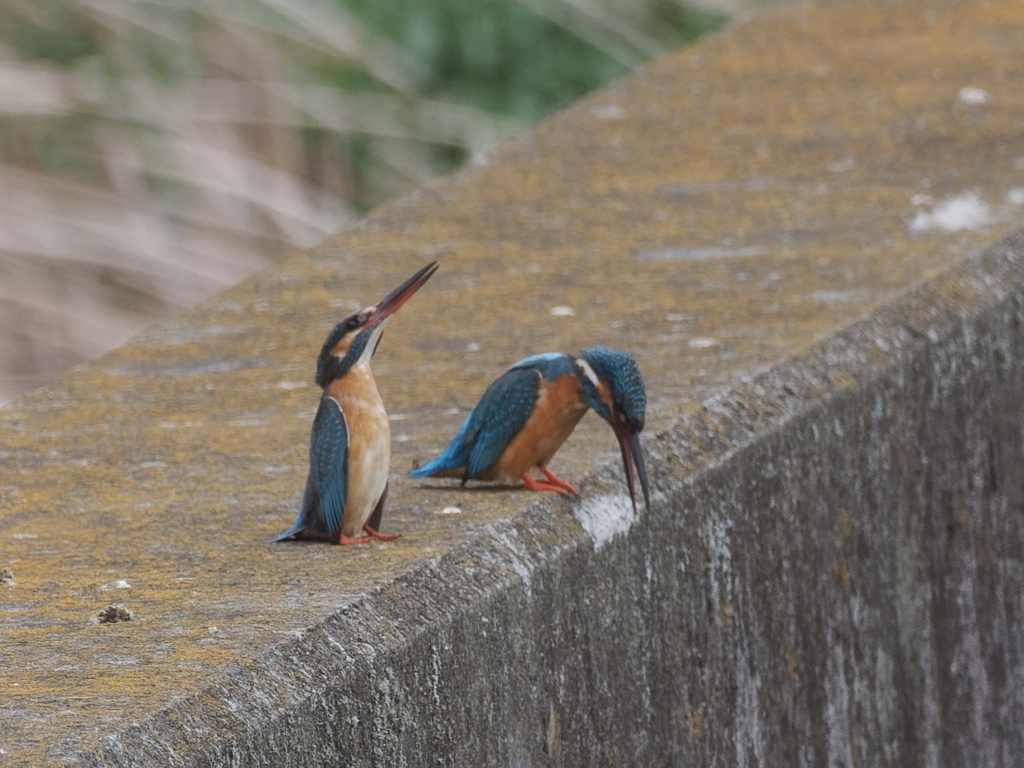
{"left": 96, "top": 603, "right": 133, "bottom": 624}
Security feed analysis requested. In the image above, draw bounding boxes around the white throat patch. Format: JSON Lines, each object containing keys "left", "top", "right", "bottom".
{"left": 575, "top": 358, "right": 599, "bottom": 387}
{"left": 358, "top": 319, "right": 388, "bottom": 367}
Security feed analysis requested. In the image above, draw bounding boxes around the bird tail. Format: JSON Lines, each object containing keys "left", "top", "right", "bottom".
{"left": 272, "top": 519, "right": 305, "bottom": 542}
{"left": 272, "top": 477, "right": 314, "bottom": 542}
{"left": 409, "top": 444, "right": 471, "bottom": 479}
{"left": 409, "top": 455, "right": 454, "bottom": 479}
{"left": 410, "top": 412, "right": 475, "bottom": 479}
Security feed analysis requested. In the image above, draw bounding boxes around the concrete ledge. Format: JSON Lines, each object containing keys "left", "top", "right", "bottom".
{"left": 3, "top": 0, "right": 1024, "bottom": 765}
{"left": 74, "top": 229, "right": 1024, "bottom": 766}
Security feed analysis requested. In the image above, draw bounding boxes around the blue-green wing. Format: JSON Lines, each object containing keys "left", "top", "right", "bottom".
{"left": 274, "top": 393, "right": 349, "bottom": 541}
{"left": 410, "top": 366, "right": 540, "bottom": 479}
{"left": 464, "top": 366, "right": 542, "bottom": 477}
{"left": 310, "top": 393, "right": 349, "bottom": 536}
{"left": 410, "top": 353, "right": 574, "bottom": 481}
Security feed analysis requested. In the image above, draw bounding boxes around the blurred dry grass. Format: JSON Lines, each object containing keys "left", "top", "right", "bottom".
{"left": 0, "top": 0, "right": 731, "bottom": 406}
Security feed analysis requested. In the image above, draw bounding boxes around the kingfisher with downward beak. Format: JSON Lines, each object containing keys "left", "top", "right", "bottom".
{"left": 410, "top": 346, "right": 650, "bottom": 513}
{"left": 275, "top": 261, "right": 438, "bottom": 545}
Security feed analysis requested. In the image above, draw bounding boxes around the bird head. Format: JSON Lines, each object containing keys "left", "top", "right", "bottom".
{"left": 576, "top": 346, "right": 650, "bottom": 512}
{"left": 315, "top": 261, "right": 438, "bottom": 388}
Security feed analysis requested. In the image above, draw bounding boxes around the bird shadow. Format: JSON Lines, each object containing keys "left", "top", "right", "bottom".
{"left": 410, "top": 482, "right": 563, "bottom": 496}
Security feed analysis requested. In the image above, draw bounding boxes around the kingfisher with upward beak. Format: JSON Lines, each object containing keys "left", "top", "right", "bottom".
{"left": 275, "top": 261, "right": 438, "bottom": 545}
{"left": 410, "top": 346, "right": 650, "bottom": 513}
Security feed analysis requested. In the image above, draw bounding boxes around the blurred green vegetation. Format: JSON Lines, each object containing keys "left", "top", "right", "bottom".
{"left": 0, "top": 0, "right": 726, "bottom": 403}
{"left": 4, "top": 0, "right": 725, "bottom": 208}
{"left": 346, "top": 0, "right": 720, "bottom": 116}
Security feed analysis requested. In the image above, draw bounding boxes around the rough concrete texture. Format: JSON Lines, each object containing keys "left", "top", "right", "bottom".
{"left": 2, "top": 0, "right": 1024, "bottom": 765}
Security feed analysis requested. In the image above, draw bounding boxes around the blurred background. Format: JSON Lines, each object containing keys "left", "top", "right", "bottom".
{"left": 0, "top": 0, "right": 738, "bottom": 406}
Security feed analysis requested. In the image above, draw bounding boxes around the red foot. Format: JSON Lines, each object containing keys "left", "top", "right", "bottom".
{"left": 363, "top": 524, "right": 401, "bottom": 542}
{"left": 521, "top": 472, "right": 578, "bottom": 497}
{"left": 540, "top": 467, "right": 580, "bottom": 497}
{"left": 338, "top": 534, "right": 372, "bottom": 545}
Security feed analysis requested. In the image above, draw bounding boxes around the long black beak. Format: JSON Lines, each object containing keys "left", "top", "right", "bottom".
{"left": 612, "top": 413, "right": 650, "bottom": 514}
{"left": 367, "top": 261, "right": 439, "bottom": 328}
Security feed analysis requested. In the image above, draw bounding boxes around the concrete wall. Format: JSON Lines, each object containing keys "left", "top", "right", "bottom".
{"left": 3, "top": 0, "right": 1024, "bottom": 765}
{"left": 85, "top": 232, "right": 1024, "bottom": 767}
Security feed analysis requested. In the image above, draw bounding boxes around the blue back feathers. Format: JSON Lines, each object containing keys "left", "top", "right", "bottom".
{"left": 410, "top": 353, "right": 575, "bottom": 479}
{"left": 579, "top": 346, "right": 646, "bottom": 432}
{"left": 508, "top": 352, "right": 570, "bottom": 373}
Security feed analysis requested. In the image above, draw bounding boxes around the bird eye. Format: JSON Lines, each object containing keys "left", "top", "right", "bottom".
{"left": 345, "top": 316, "right": 360, "bottom": 331}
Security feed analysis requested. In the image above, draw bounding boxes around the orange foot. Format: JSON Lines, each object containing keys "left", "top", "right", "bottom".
{"left": 363, "top": 524, "right": 401, "bottom": 542}
{"left": 338, "top": 534, "right": 372, "bottom": 545}
{"left": 521, "top": 470, "right": 579, "bottom": 497}
{"left": 541, "top": 467, "right": 580, "bottom": 497}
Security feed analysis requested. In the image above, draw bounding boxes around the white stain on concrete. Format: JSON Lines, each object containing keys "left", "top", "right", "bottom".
{"left": 493, "top": 528, "right": 535, "bottom": 592}
{"left": 100, "top": 579, "right": 131, "bottom": 591}
{"left": 958, "top": 87, "right": 989, "bottom": 105}
{"left": 734, "top": 652, "right": 766, "bottom": 768}
{"left": 688, "top": 337, "right": 720, "bottom": 349}
{"left": 637, "top": 245, "right": 768, "bottom": 262}
{"left": 826, "top": 642, "right": 855, "bottom": 768}
{"left": 574, "top": 494, "right": 635, "bottom": 550}
{"left": 910, "top": 193, "right": 993, "bottom": 233}
{"left": 227, "top": 418, "right": 266, "bottom": 428}
{"left": 549, "top": 306, "right": 575, "bottom": 317}
{"left": 1008, "top": 188, "right": 1024, "bottom": 206}
{"left": 705, "top": 517, "right": 733, "bottom": 630}
{"left": 592, "top": 104, "right": 625, "bottom": 121}
{"left": 808, "top": 289, "right": 881, "bottom": 306}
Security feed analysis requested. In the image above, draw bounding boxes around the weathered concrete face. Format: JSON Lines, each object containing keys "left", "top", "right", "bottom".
{"left": 2, "top": 0, "right": 1024, "bottom": 765}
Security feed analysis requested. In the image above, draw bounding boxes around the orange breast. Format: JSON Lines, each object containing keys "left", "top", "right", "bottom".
{"left": 487, "top": 373, "right": 588, "bottom": 482}
{"left": 329, "top": 364, "right": 390, "bottom": 537}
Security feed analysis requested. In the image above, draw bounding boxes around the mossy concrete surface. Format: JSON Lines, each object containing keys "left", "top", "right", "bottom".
{"left": 3, "top": 0, "right": 1024, "bottom": 765}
